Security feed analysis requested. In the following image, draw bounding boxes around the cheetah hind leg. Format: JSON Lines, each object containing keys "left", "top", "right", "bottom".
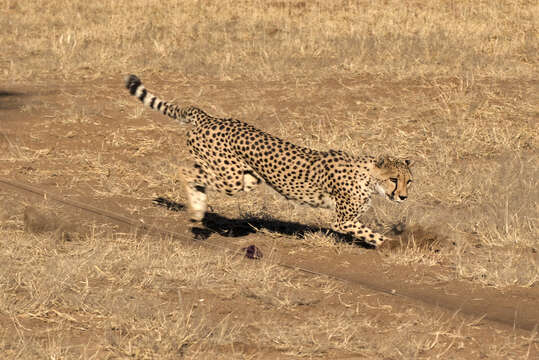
{"left": 243, "top": 171, "right": 261, "bottom": 192}
{"left": 332, "top": 220, "right": 386, "bottom": 248}
{"left": 179, "top": 165, "right": 208, "bottom": 223}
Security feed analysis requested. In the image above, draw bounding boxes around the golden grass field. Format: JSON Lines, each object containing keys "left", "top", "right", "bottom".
{"left": 1, "top": 0, "right": 538, "bottom": 358}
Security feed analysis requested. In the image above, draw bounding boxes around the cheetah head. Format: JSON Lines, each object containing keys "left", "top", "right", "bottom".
{"left": 373, "top": 157, "right": 413, "bottom": 203}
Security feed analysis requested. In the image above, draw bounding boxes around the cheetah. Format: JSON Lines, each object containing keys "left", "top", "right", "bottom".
{"left": 125, "top": 75, "right": 413, "bottom": 247}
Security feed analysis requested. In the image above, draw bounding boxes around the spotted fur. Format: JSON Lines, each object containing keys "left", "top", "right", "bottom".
{"left": 125, "top": 74, "right": 413, "bottom": 247}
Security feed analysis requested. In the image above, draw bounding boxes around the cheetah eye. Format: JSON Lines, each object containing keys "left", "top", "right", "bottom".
{"left": 390, "top": 178, "right": 398, "bottom": 184}
{"left": 407, "top": 180, "right": 413, "bottom": 185}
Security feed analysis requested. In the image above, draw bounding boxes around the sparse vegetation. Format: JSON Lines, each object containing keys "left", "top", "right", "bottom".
{"left": 1, "top": 0, "right": 537, "bottom": 358}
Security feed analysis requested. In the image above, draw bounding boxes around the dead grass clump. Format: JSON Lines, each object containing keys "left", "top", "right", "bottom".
{"left": 0, "top": 194, "right": 23, "bottom": 226}
{"left": 454, "top": 244, "right": 538, "bottom": 288}
{"left": 23, "top": 206, "right": 65, "bottom": 233}
{"left": 385, "top": 223, "right": 447, "bottom": 252}
{"left": 23, "top": 206, "right": 81, "bottom": 241}
{"left": 1, "top": 0, "right": 539, "bottom": 356}
{"left": 1, "top": 205, "right": 538, "bottom": 358}
{"left": 379, "top": 223, "right": 449, "bottom": 267}
{"left": 2, "top": 0, "right": 536, "bottom": 82}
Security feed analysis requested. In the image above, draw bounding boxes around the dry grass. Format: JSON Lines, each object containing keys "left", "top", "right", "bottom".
{"left": 1, "top": 0, "right": 538, "bottom": 357}
{"left": 2, "top": 0, "right": 537, "bottom": 82}
{"left": 0, "top": 217, "right": 536, "bottom": 359}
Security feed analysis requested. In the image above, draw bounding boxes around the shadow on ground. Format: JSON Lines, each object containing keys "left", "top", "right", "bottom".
{"left": 0, "top": 90, "right": 26, "bottom": 110}
{"left": 153, "top": 197, "right": 376, "bottom": 249}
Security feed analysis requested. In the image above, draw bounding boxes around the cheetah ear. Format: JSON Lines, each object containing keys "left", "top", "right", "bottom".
{"left": 375, "top": 157, "right": 385, "bottom": 168}
{"left": 405, "top": 159, "right": 413, "bottom": 167}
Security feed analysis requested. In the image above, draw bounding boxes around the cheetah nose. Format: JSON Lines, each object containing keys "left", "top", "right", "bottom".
{"left": 399, "top": 195, "right": 408, "bottom": 201}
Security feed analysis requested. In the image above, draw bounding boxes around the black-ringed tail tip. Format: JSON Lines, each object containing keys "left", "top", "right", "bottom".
{"left": 124, "top": 74, "right": 206, "bottom": 123}
{"left": 125, "top": 74, "right": 142, "bottom": 95}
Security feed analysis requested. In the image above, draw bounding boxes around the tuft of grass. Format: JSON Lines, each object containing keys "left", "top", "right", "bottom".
{"left": 2, "top": 0, "right": 537, "bottom": 82}
{"left": 1, "top": 0, "right": 538, "bottom": 356}
{"left": 1, "top": 223, "right": 536, "bottom": 358}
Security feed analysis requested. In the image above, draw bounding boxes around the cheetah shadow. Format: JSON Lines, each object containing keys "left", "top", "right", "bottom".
{"left": 153, "top": 197, "right": 377, "bottom": 249}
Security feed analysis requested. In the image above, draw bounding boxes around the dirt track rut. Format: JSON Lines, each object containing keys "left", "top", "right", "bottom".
{"left": 1, "top": 177, "right": 537, "bottom": 333}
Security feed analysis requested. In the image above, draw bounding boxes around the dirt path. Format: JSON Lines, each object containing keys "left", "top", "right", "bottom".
{"left": 1, "top": 176, "right": 537, "bottom": 333}
{"left": 1, "top": 80, "right": 537, "bottom": 357}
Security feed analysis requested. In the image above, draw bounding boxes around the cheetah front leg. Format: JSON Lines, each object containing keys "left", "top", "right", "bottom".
{"left": 331, "top": 196, "right": 387, "bottom": 248}
{"left": 179, "top": 165, "right": 209, "bottom": 222}
{"left": 332, "top": 219, "right": 386, "bottom": 247}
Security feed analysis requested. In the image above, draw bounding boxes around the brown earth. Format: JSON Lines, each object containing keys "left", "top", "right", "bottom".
{"left": 0, "top": 78, "right": 537, "bottom": 358}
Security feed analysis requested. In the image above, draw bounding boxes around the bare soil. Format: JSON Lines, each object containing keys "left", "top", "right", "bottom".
{"left": 0, "top": 78, "right": 537, "bottom": 358}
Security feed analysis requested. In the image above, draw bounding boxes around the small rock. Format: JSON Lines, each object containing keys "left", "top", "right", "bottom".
{"left": 242, "top": 245, "right": 263, "bottom": 260}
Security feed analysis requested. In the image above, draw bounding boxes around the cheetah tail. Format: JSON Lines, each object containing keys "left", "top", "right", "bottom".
{"left": 125, "top": 74, "right": 184, "bottom": 122}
